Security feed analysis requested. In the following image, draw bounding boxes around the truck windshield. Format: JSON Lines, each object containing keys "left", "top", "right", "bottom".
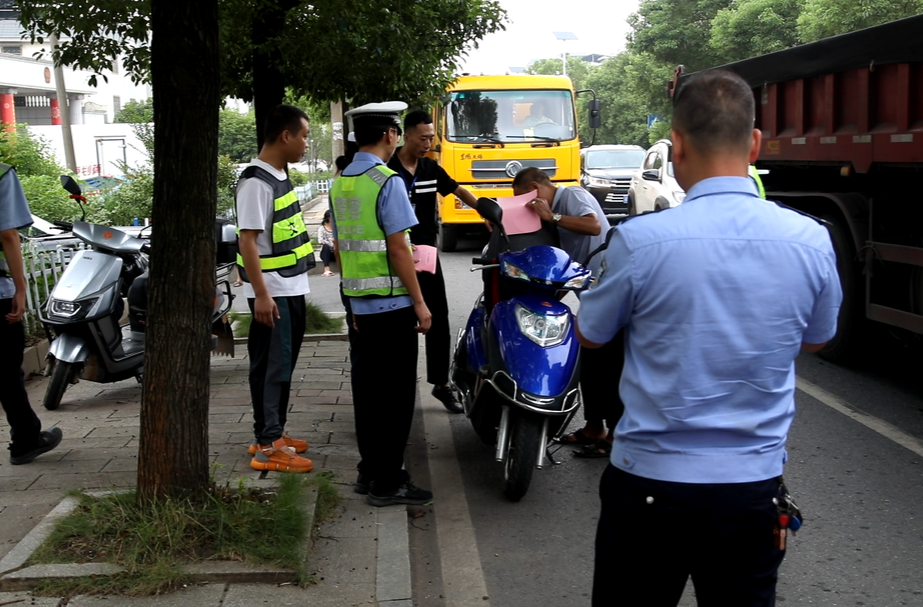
{"left": 586, "top": 149, "right": 644, "bottom": 169}
{"left": 445, "top": 89, "right": 576, "bottom": 143}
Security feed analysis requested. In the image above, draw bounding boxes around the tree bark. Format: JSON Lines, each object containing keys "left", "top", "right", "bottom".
{"left": 138, "top": 0, "right": 220, "bottom": 501}
{"left": 252, "top": 0, "right": 300, "bottom": 149}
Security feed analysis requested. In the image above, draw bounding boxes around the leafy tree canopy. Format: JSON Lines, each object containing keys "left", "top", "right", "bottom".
{"left": 796, "top": 0, "right": 923, "bottom": 42}
{"left": 628, "top": 0, "right": 734, "bottom": 71}
{"left": 115, "top": 98, "right": 154, "bottom": 123}
{"left": 20, "top": 0, "right": 506, "bottom": 106}
{"left": 710, "top": 0, "right": 804, "bottom": 62}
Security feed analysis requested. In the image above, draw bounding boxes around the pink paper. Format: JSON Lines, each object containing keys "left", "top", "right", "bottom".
{"left": 413, "top": 244, "right": 438, "bottom": 274}
{"left": 496, "top": 190, "right": 541, "bottom": 235}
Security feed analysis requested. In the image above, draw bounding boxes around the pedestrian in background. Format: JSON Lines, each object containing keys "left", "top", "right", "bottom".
{"left": 331, "top": 101, "right": 433, "bottom": 507}
{"left": 0, "top": 162, "right": 63, "bottom": 465}
{"left": 318, "top": 209, "right": 336, "bottom": 276}
{"left": 236, "top": 104, "right": 314, "bottom": 473}
{"left": 578, "top": 70, "right": 842, "bottom": 606}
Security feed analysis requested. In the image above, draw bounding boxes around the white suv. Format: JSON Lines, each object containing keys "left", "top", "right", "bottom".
{"left": 627, "top": 139, "right": 686, "bottom": 215}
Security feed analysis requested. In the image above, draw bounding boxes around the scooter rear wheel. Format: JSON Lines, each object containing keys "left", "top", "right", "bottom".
{"left": 43, "top": 359, "right": 73, "bottom": 410}
{"left": 503, "top": 413, "right": 542, "bottom": 502}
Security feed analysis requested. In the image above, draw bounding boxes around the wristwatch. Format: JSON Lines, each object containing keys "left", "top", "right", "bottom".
{"left": 552, "top": 213, "right": 563, "bottom": 223}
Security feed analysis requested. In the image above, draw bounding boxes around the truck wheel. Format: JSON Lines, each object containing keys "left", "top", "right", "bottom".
{"left": 43, "top": 359, "right": 73, "bottom": 410}
{"left": 503, "top": 412, "right": 541, "bottom": 502}
{"left": 439, "top": 222, "right": 458, "bottom": 253}
{"left": 818, "top": 214, "right": 865, "bottom": 363}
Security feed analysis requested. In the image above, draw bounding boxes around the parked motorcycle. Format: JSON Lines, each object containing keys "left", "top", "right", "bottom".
{"left": 38, "top": 176, "right": 235, "bottom": 410}
{"left": 450, "top": 198, "right": 592, "bottom": 501}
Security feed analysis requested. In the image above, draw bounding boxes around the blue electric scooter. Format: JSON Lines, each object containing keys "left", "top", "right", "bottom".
{"left": 450, "top": 198, "right": 592, "bottom": 501}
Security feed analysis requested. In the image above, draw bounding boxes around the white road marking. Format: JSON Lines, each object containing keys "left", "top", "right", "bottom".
{"left": 419, "top": 343, "right": 491, "bottom": 607}
{"left": 797, "top": 376, "right": 923, "bottom": 459}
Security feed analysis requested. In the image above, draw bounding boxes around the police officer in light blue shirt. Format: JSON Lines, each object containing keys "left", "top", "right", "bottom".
{"left": 0, "top": 163, "right": 63, "bottom": 465}
{"left": 577, "top": 70, "right": 842, "bottom": 607}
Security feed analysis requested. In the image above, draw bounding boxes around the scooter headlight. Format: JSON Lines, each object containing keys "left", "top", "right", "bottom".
{"left": 49, "top": 297, "right": 98, "bottom": 320}
{"left": 502, "top": 260, "right": 530, "bottom": 281}
{"left": 515, "top": 303, "right": 569, "bottom": 347}
{"left": 562, "top": 272, "right": 590, "bottom": 290}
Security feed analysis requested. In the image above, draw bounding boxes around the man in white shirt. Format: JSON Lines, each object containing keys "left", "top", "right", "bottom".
{"left": 237, "top": 104, "right": 314, "bottom": 473}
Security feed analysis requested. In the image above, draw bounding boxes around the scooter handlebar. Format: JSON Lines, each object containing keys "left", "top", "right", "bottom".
{"left": 53, "top": 220, "right": 73, "bottom": 231}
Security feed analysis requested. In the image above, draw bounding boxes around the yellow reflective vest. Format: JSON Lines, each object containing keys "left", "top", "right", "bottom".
{"left": 331, "top": 165, "right": 409, "bottom": 298}
{"left": 235, "top": 165, "right": 313, "bottom": 282}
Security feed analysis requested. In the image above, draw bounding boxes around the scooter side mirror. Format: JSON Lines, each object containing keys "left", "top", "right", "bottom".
{"left": 476, "top": 197, "right": 503, "bottom": 225}
{"left": 60, "top": 175, "right": 82, "bottom": 196}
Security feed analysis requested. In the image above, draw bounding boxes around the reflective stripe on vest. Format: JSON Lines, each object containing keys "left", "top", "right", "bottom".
{"left": 0, "top": 163, "right": 12, "bottom": 275}
{"left": 331, "top": 165, "right": 409, "bottom": 298}
{"left": 235, "top": 165, "right": 313, "bottom": 281}
{"left": 749, "top": 165, "right": 766, "bottom": 200}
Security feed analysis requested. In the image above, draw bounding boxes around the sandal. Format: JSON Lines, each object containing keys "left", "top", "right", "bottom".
{"left": 553, "top": 429, "right": 598, "bottom": 445}
{"left": 573, "top": 440, "right": 612, "bottom": 459}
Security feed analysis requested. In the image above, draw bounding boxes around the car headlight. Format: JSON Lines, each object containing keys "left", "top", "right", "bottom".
{"left": 515, "top": 303, "right": 569, "bottom": 347}
{"left": 502, "top": 260, "right": 530, "bottom": 281}
{"left": 672, "top": 191, "right": 686, "bottom": 204}
{"left": 49, "top": 297, "right": 98, "bottom": 320}
{"left": 563, "top": 272, "right": 590, "bottom": 289}
{"left": 588, "top": 177, "right": 610, "bottom": 187}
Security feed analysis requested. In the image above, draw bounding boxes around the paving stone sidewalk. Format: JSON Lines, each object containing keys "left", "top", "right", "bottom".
{"left": 0, "top": 339, "right": 412, "bottom": 606}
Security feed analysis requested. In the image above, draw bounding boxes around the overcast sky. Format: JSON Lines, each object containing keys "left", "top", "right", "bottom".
{"left": 459, "top": 0, "right": 642, "bottom": 75}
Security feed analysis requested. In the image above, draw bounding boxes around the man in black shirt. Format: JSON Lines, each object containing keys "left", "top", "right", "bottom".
{"left": 388, "top": 110, "right": 478, "bottom": 414}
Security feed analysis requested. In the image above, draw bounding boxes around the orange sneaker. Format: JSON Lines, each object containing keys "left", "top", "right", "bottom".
{"left": 247, "top": 433, "right": 309, "bottom": 455}
{"left": 250, "top": 438, "right": 314, "bottom": 473}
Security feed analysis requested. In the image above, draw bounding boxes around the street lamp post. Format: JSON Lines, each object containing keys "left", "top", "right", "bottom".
{"left": 553, "top": 31, "right": 578, "bottom": 77}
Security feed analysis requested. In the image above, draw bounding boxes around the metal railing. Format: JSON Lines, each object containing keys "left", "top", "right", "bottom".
{"left": 21, "top": 243, "right": 85, "bottom": 338}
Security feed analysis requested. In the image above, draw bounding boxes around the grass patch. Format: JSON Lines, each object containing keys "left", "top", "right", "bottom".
{"left": 305, "top": 300, "right": 342, "bottom": 334}
{"left": 27, "top": 473, "right": 336, "bottom": 598}
{"left": 230, "top": 301, "right": 342, "bottom": 338}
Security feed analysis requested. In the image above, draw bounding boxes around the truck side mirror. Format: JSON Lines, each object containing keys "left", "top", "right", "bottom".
{"left": 588, "top": 99, "right": 601, "bottom": 129}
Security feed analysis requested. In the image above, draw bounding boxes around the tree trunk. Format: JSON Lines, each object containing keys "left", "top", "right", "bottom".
{"left": 138, "top": 0, "right": 220, "bottom": 502}
{"left": 251, "top": 0, "right": 300, "bottom": 149}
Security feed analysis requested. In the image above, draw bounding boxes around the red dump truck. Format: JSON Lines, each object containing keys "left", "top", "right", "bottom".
{"left": 681, "top": 15, "right": 923, "bottom": 361}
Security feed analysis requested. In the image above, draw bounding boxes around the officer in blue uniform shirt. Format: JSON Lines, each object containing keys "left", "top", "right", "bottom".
{"left": 0, "top": 163, "right": 63, "bottom": 464}
{"left": 330, "top": 101, "right": 434, "bottom": 507}
{"left": 577, "top": 70, "right": 842, "bottom": 607}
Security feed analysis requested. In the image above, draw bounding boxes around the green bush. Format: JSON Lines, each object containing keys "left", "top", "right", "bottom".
{"left": 288, "top": 170, "right": 310, "bottom": 187}
{"left": 20, "top": 174, "right": 80, "bottom": 221}
{"left": 0, "top": 125, "right": 64, "bottom": 178}
{"left": 85, "top": 172, "right": 155, "bottom": 226}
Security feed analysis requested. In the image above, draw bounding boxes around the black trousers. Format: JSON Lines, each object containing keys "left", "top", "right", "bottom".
{"left": 351, "top": 306, "right": 418, "bottom": 491}
{"left": 593, "top": 465, "right": 786, "bottom": 607}
{"left": 319, "top": 244, "right": 334, "bottom": 266}
{"left": 580, "top": 329, "right": 625, "bottom": 427}
{"left": 417, "top": 256, "right": 450, "bottom": 386}
{"left": 0, "top": 298, "right": 42, "bottom": 455}
{"left": 247, "top": 295, "right": 306, "bottom": 445}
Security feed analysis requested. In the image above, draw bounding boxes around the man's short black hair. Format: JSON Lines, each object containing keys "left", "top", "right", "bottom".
{"left": 512, "top": 167, "right": 552, "bottom": 190}
{"left": 403, "top": 110, "right": 433, "bottom": 132}
{"left": 355, "top": 125, "right": 400, "bottom": 147}
{"left": 263, "top": 104, "right": 309, "bottom": 144}
{"left": 672, "top": 70, "right": 754, "bottom": 156}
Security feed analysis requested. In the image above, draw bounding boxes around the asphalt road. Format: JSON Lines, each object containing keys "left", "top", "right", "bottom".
{"left": 293, "top": 234, "right": 923, "bottom": 607}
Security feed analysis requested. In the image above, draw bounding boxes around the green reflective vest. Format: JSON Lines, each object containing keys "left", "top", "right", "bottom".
{"left": 0, "top": 163, "right": 12, "bottom": 276}
{"left": 331, "top": 165, "right": 409, "bottom": 298}
{"left": 749, "top": 165, "right": 766, "bottom": 199}
{"left": 235, "top": 165, "right": 313, "bottom": 282}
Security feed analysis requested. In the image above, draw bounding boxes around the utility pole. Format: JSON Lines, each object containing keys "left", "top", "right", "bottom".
{"left": 50, "top": 35, "right": 77, "bottom": 172}
{"left": 330, "top": 100, "right": 344, "bottom": 160}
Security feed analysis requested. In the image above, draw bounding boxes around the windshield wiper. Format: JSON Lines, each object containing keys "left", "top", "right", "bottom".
{"left": 504, "top": 135, "right": 559, "bottom": 141}
{"left": 454, "top": 134, "right": 505, "bottom": 147}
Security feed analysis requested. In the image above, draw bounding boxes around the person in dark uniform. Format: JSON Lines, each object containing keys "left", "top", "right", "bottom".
{"left": 387, "top": 110, "right": 478, "bottom": 414}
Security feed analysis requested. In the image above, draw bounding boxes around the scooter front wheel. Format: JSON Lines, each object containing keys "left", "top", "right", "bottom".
{"left": 43, "top": 359, "right": 73, "bottom": 410}
{"left": 503, "top": 413, "right": 542, "bottom": 502}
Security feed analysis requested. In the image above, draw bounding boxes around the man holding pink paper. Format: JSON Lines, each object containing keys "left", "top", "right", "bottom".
{"left": 388, "top": 110, "right": 479, "bottom": 414}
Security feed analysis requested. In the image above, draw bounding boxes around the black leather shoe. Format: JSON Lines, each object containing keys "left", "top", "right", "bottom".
{"left": 432, "top": 385, "right": 464, "bottom": 414}
{"left": 10, "top": 428, "right": 63, "bottom": 465}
